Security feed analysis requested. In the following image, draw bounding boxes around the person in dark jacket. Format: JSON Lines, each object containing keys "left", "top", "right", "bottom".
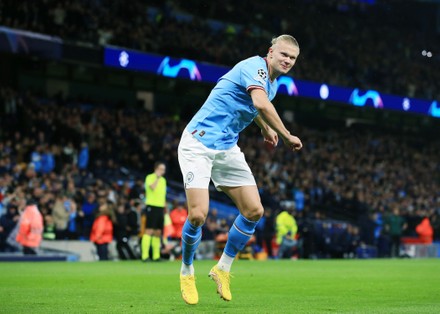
{"left": 259, "top": 208, "right": 275, "bottom": 258}
{"left": 0, "top": 205, "right": 20, "bottom": 252}
{"left": 383, "top": 207, "right": 407, "bottom": 257}
{"left": 115, "top": 204, "right": 136, "bottom": 260}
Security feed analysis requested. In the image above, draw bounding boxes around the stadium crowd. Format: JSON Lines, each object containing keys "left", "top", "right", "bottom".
{"left": 0, "top": 0, "right": 439, "bottom": 100}
{"left": 1, "top": 86, "right": 439, "bottom": 259}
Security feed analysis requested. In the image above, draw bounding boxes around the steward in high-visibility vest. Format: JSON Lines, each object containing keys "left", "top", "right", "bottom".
{"left": 16, "top": 204, "right": 43, "bottom": 254}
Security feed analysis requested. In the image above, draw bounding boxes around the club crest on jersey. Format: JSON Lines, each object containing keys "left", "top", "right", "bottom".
{"left": 254, "top": 68, "right": 267, "bottom": 85}
{"left": 185, "top": 172, "right": 194, "bottom": 189}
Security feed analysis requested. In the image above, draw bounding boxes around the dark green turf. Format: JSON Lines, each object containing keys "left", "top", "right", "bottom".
{"left": 0, "top": 259, "right": 439, "bottom": 313}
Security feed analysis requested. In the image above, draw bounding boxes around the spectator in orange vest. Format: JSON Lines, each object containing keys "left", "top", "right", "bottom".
{"left": 90, "top": 200, "right": 114, "bottom": 260}
{"left": 415, "top": 217, "right": 433, "bottom": 244}
{"left": 169, "top": 200, "right": 188, "bottom": 239}
{"left": 16, "top": 202, "right": 43, "bottom": 255}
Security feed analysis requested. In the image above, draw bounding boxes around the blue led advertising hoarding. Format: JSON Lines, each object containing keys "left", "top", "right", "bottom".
{"left": 104, "top": 46, "right": 439, "bottom": 119}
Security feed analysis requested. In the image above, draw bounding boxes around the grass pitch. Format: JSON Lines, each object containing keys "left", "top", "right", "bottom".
{"left": 0, "top": 259, "right": 439, "bottom": 313}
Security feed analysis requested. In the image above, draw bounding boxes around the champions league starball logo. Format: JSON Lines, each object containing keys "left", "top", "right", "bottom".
{"left": 277, "top": 76, "right": 299, "bottom": 96}
{"left": 157, "top": 57, "right": 202, "bottom": 81}
{"left": 257, "top": 68, "right": 267, "bottom": 80}
{"left": 349, "top": 89, "right": 383, "bottom": 108}
{"left": 429, "top": 101, "right": 440, "bottom": 118}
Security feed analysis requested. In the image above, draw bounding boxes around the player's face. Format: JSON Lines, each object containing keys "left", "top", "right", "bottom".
{"left": 268, "top": 41, "right": 299, "bottom": 76}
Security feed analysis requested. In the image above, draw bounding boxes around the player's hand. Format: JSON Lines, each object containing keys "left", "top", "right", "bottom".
{"left": 261, "top": 127, "right": 279, "bottom": 147}
{"left": 283, "top": 134, "right": 303, "bottom": 151}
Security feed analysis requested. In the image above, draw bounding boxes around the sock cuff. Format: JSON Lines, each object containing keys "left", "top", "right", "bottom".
{"left": 182, "top": 233, "right": 202, "bottom": 245}
{"left": 234, "top": 214, "right": 259, "bottom": 234}
{"left": 223, "top": 251, "right": 235, "bottom": 258}
{"left": 185, "top": 219, "right": 202, "bottom": 231}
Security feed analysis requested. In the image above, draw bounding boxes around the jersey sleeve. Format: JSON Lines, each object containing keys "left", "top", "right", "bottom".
{"left": 239, "top": 59, "right": 268, "bottom": 94}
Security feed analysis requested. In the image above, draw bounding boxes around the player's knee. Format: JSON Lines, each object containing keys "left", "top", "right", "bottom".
{"left": 188, "top": 211, "right": 207, "bottom": 227}
{"left": 243, "top": 204, "right": 264, "bottom": 221}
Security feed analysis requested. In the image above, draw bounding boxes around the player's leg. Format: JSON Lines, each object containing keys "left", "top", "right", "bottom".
{"left": 208, "top": 185, "right": 263, "bottom": 301}
{"left": 181, "top": 188, "right": 209, "bottom": 273}
{"left": 219, "top": 185, "right": 263, "bottom": 269}
{"left": 180, "top": 189, "right": 209, "bottom": 305}
{"left": 209, "top": 145, "right": 263, "bottom": 301}
{"left": 178, "top": 130, "right": 213, "bottom": 305}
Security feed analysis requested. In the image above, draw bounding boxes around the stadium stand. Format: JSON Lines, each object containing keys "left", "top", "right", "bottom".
{"left": 0, "top": 0, "right": 439, "bottom": 100}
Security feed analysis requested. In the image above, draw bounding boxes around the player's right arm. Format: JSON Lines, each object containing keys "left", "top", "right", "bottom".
{"left": 250, "top": 89, "right": 302, "bottom": 151}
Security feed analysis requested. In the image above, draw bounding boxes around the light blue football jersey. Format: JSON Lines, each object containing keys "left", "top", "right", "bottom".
{"left": 186, "top": 56, "right": 278, "bottom": 150}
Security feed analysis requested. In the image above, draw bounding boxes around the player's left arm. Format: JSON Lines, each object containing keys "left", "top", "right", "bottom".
{"left": 254, "top": 115, "right": 279, "bottom": 147}
{"left": 251, "top": 89, "right": 302, "bottom": 151}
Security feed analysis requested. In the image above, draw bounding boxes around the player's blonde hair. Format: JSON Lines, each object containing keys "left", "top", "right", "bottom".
{"left": 271, "top": 34, "right": 299, "bottom": 49}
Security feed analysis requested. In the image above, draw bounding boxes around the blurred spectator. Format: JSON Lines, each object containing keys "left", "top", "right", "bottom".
{"left": 198, "top": 208, "right": 218, "bottom": 260}
{"left": 256, "top": 207, "right": 275, "bottom": 258}
{"left": 359, "top": 213, "right": 377, "bottom": 247}
{"left": 383, "top": 207, "right": 407, "bottom": 257}
{"left": 30, "top": 146, "right": 43, "bottom": 173}
{"left": 297, "top": 209, "right": 317, "bottom": 259}
{"left": 169, "top": 200, "right": 187, "bottom": 239}
{"left": 213, "top": 215, "right": 230, "bottom": 258}
{"left": 78, "top": 142, "right": 89, "bottom": 170}
{"left": 276, "top": 206, "right": 298, "bottom": 259}
{"left": 41, "top": 145, "right": 55, "bottom": 174}
{"left": 347, "top": 225, "right": 361, "bottom": 258}
{"left": 127, "top": 200, "right": 141, "bottom": 238}
{"left": 0, "top": 204, "right": 20, "bottom": 251}
{"left": 90, "top": 201, "right": 115, "bottom": 261}
{"left": 330, "top": 223, "right": 353, "bottom": 258}
{"left": 115, "top": 204, "right": 136, "bottom": 260}
{"left": 42, "top": 215, "right": 56, "bottom": 240}
{"left": 79, "top": 192, "right": 98, "bottom": 239}
{"left": 163, "top": 205, "right": 174, "bottom": 241}
{"left": 52, "top": 194, "right": 77, "bottom": 239}
{"left": 415, "top": 217, "right": 434, "bottom": 244}
{"left": 431, "top": 212, "right": 440, "bottom": 242}
{"left": 62, "top": 142, "right": 77, "bottom": 165}
{"left": 16, "top": 203, "right": 44, "bottom": 255}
